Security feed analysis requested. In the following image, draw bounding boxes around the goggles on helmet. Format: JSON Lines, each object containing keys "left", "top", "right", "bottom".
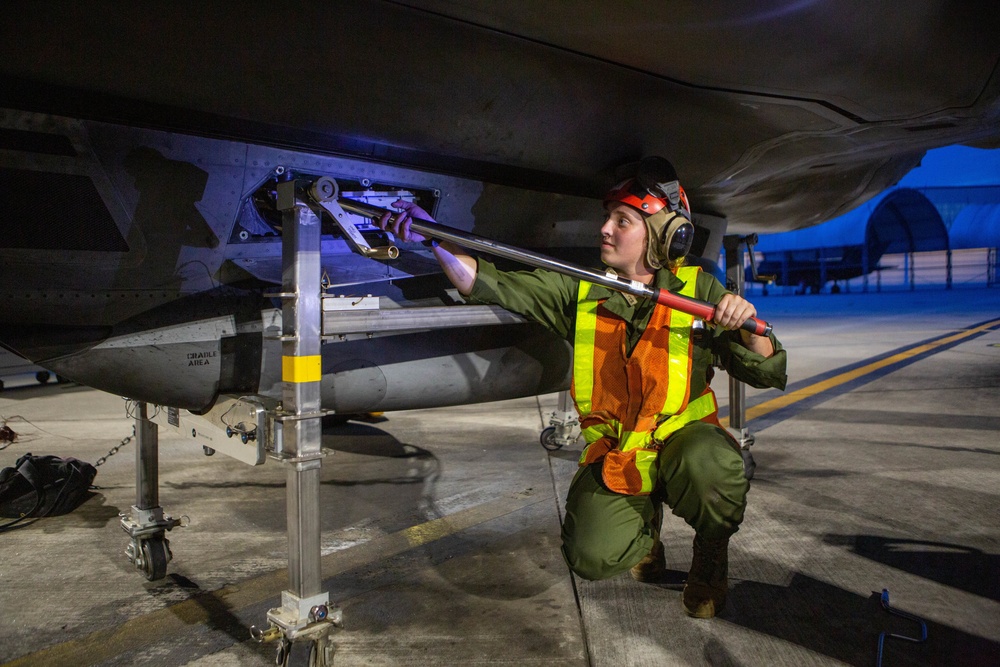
{"left": 604, "top": 156, "right": 692, "bottom": 220}
{"left": 604, "top": 177, "right": 691, "bottom": 220}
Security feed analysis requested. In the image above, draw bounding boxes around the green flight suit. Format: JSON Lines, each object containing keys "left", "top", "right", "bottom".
{"left": 469, "top": 258, "right": 787, "bottom": 580}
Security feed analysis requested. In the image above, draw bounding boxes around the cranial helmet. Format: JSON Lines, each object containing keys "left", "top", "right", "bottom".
{"left": 604, "top": 156, "right": 694, "bottom": 269}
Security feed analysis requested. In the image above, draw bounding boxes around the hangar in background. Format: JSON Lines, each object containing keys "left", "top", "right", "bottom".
{"left": 749, "top": 145, "right": 1000, "bottom": 293}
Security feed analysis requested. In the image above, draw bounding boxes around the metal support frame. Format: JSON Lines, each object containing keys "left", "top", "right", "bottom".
{"left": 723, "top": 235, "right": 758, "bottom": 480}
{"left": 862, "top": 241, "right": 870, "bottom": 293}
{"left": 120, "top": 402, "right": 180, "bottom": 580}
{"left": 540, "top": 390, "right": 579, "bottom": 451}
{"left": 254, "top": 176, "right": 340, "bottom": 665}
{"left": 946, "top": 248, "right": 953, "bottom": 289}
{"left": 780, "top": 251, "right": 789, "bottom": 294}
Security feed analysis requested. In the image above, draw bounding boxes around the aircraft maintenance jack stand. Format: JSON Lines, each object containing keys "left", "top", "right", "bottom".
{"left": 249, "top": 172, "right": 341, "bottom": 666}
{"left": 723, "top": 234, "right": 769, "bottom": 480}
{"left": 120, "top": 401, "right": 181, "bottom": 580}
{"left": 540, "top": 390, "right": 579, "bottom": 451}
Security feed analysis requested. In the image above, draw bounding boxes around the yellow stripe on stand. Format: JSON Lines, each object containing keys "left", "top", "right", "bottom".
{"left": 282, "top": 355, "right": 322, "bottom": 383}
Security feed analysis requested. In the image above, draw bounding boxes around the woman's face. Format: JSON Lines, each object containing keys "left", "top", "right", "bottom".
{"left": 600, "top": 203, "right": 652, "bottom": 281}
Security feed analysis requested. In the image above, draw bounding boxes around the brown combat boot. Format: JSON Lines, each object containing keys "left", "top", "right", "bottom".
{"left": 682, "top": 534, "right": 729, "bottom": 618}
{"left": 630, "top": 504, "right": 665, "bottom": 582}
{"left": 630, "top": 538, "right": 666, "bottom": 582}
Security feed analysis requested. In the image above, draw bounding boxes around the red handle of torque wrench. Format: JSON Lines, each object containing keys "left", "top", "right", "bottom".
{"left": 654, "top": 289, "right": 772, "bottom": 336}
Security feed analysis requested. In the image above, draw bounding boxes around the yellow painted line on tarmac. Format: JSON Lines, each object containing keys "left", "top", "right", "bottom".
{"left": 745, "top": 318, "right": 1000, "bottom": 422}
{"left": 2, "top": 492, "right": 545, "bottom": 667}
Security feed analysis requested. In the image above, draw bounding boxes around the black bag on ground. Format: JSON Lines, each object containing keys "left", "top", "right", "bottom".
{"left": 0, "top": 453, "right": 97, "bottom": 532}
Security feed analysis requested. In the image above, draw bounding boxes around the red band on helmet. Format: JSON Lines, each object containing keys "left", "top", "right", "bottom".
{"left": 604, "top": 178, "right": 689, "bottom": 218}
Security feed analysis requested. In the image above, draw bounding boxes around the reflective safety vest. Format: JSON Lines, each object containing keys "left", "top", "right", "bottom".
{"left": 571, "top": 265, "right": 720, "bottom": 495}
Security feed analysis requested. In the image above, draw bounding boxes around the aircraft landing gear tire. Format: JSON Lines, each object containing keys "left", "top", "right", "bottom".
{"left": 141, "top": 536, "right": 171, "bottom": 581}
{"left": 539, "top": 427, "right": 563, "bottom": 451}
{"left": 36, "top": 371, "right": 50, "bottom": 384}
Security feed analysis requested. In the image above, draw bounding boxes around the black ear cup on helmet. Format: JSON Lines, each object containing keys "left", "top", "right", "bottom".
{"left": 644, "top": 211, "right": 695, "bottom": 269}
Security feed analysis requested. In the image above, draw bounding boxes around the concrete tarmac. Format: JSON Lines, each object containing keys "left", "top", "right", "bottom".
{"left": 1, "top": 287, "right": 998, "bottom": 666}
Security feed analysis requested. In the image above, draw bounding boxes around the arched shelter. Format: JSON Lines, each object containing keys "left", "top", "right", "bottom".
{"left": 863, "top": 188, "right": 949, "bottom": 288}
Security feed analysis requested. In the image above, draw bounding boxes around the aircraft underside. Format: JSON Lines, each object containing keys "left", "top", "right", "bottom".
{"left": 0, "top": 109, "right": 580, "bottom": 414}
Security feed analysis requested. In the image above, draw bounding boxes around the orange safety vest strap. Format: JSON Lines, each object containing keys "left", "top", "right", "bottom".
{"left": 580, "top": 435, "right": 617, "bottom": 466}
{"left": 600, "top": 391, "right": 719, "bottom": 495}
{"left": 601, "top": 448, "right": 660, "bottom": 495}
{"left": 572, "top": 268, "right": 698, "bottom": 425}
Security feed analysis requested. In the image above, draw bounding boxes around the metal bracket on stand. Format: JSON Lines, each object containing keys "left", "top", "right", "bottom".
{"left": 249, "top": 173, "right": 340, "bottom": 665}
{"left": 149, "top": 395, "right": 280, "bottom": 466}
{"left": 723, "top": 234, "right": 761, "bottom": 480}
{"left": 120, "top": 401, "right": 182, "bottom": 581}
{"left": 309, "top": 176, "right": 399, "bottom": 260}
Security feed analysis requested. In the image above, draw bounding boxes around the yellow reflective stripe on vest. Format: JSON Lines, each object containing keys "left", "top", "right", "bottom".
{"left": 618, "top": 392, "right": 718, "bottom": 451}
{"left": 580, "top": 421, "right": 617, "bottom": 444}
{"left": 631, "top": 449, "right": 660, "bottom": 495}
{"left": 572, "top": 280, "right": 598, "bottom": 415}
{"left": 592, "top": 393, "right": 718, "bottom": 493}
{"left": 651, "top": 391, "right": 718, "bottom": 441}
{"left": 581, "top": 390, "right": 718, "bottom": 453}
{"left": 663, "top": 266, "right": 698, "bottom": 415}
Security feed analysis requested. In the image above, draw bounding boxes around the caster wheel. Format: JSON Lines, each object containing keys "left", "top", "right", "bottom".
{"left": 741, "top": 448, "right": 756, "bottom": 481}
{"left": 141, "top": 536, "right": 171, "bottom": 581}
{"left": 539, "top": 427, "right": 563, "bottom": 451}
